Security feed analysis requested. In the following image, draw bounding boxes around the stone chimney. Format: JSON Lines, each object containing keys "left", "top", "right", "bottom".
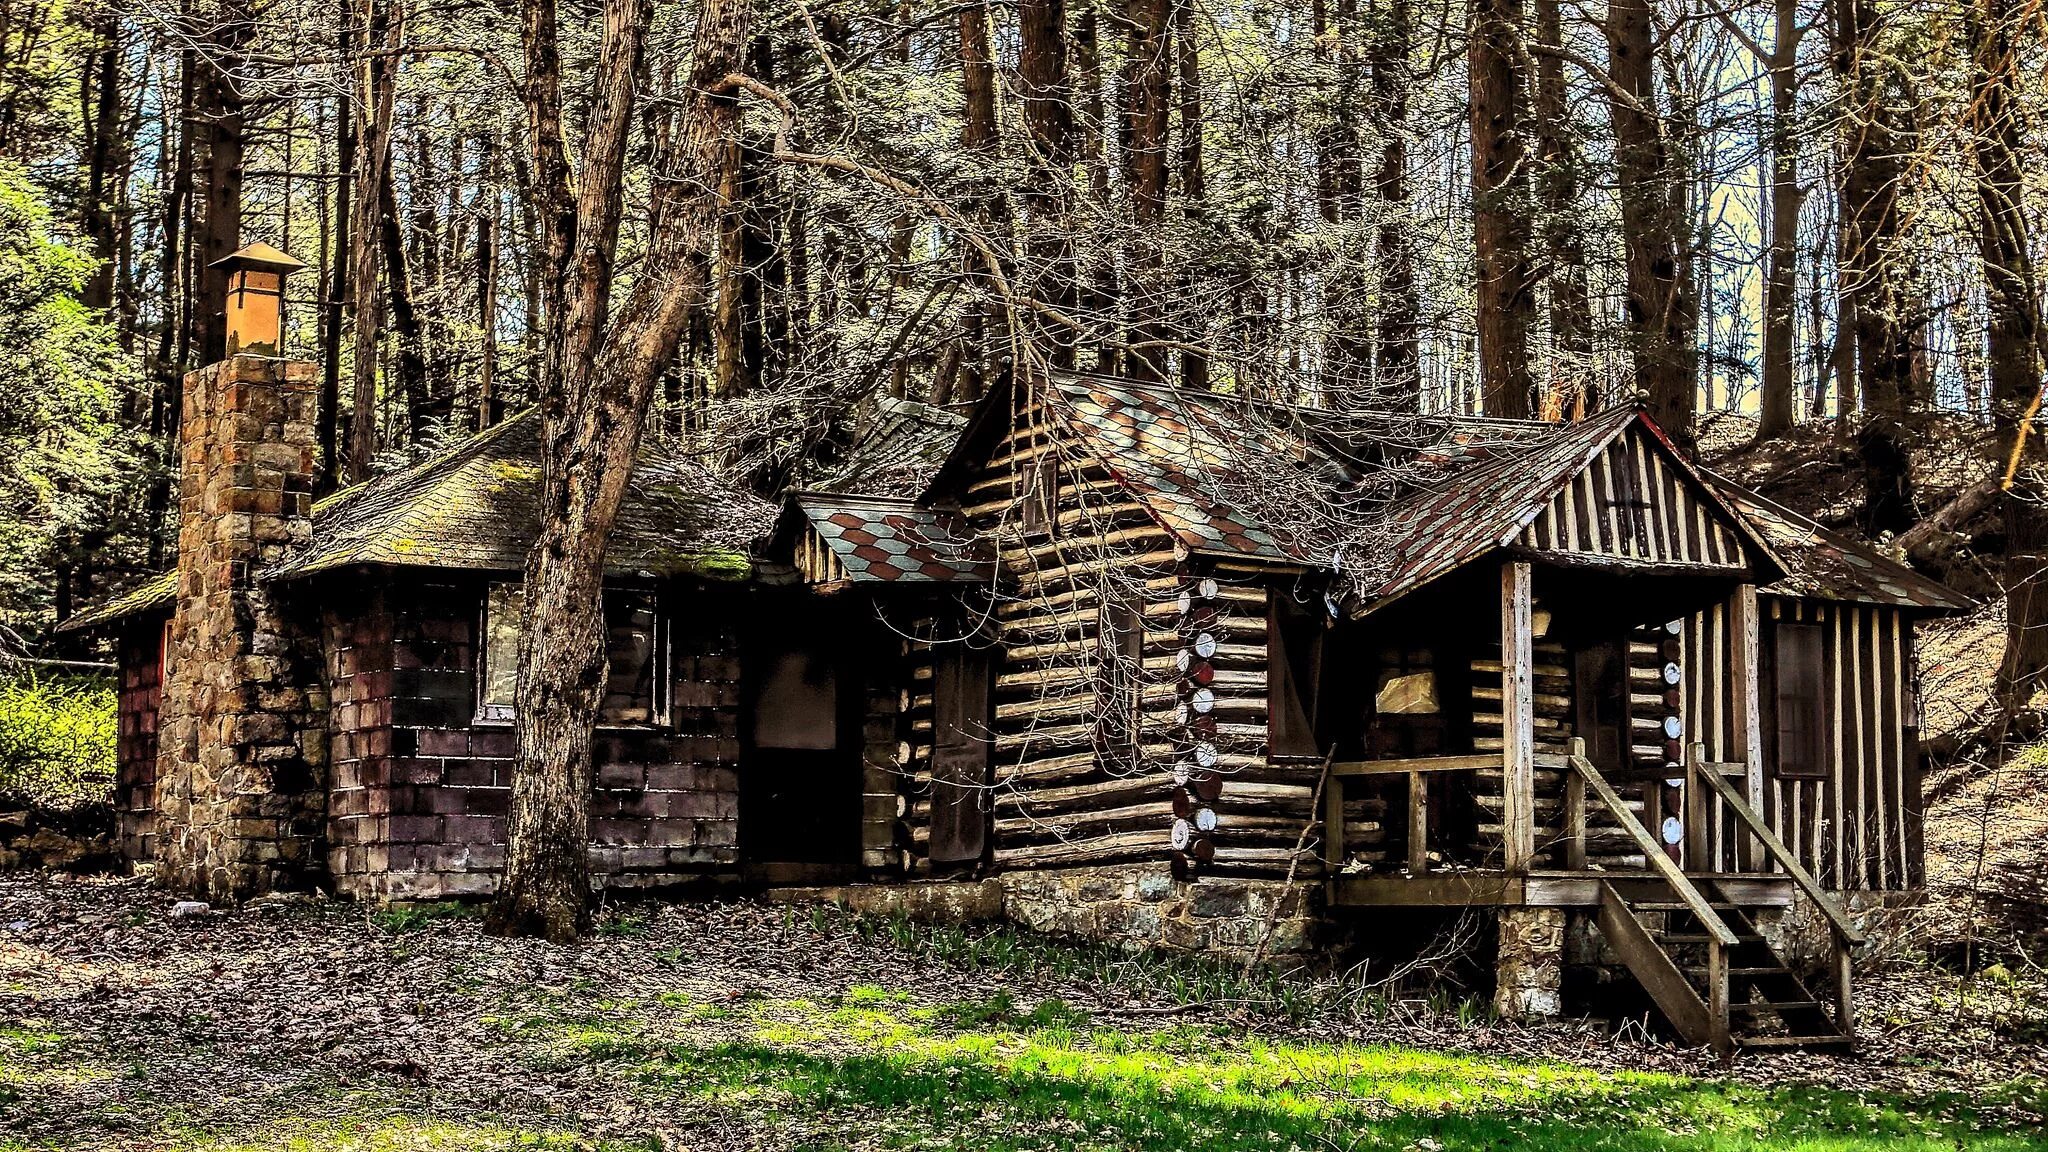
{"left": 155, "top": 244, "right": 329, "bottom": 902}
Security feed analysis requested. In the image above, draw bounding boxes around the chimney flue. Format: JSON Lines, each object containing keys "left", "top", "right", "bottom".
{"left": 209, "top": 242, "right": 307, "bottom": 359}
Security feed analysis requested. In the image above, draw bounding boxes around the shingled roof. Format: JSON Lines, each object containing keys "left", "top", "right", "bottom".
{"left": 782, "top": 493, "right": 994, "bottom": 584}
{"left": 1703, "top": 472, "right": 1974, "bottom": 612}
{"left": 62, "top": 411, "right": 773, "bottom": 631}
{"left": 265, "top": 412, "right": 768, "bottom": 581}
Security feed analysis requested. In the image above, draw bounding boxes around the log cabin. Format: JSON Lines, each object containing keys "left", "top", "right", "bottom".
{"left": 67, "top": 252, "right": 1968, "bottom": 1054}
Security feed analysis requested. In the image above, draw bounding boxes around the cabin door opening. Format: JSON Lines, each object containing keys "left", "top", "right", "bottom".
{"left": 741, "top": 598, "right": 861, "bottom": 883}
{"left": 928, "top": 639, "right": 994, "bottom": 869}
{"left": 1571, "top": 636, "right": 1632, "bottom": 779}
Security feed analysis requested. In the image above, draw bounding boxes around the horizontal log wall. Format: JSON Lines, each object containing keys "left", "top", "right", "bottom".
{"left": 1681, "top": 595, "right": 1920, "bottom": 891}
{"left": 951, "top": 385, "right": 1186, "bottom": 873}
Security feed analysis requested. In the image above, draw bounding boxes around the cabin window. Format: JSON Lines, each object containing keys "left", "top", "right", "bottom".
{"left": 478, "top": 582, "right": 663, "bottom": 725}
{"left": 1022, "top": 453, "right": 1059, "bottom": 537}
{"left": 1268, "top": 600, "right": 1325, "bottom": 760}
{"left": 1770, "top": 621, "right": 1828, "bottom": 778}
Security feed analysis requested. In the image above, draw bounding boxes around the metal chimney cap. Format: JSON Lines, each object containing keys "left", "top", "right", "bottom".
{"left": 208, "top": 241, "right": 307, "bottom": 273}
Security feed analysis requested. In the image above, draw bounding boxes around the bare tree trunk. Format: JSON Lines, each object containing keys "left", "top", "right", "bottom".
{"left": 1470, "top": 0, "right": 1533, "bottom": 419}
{"left": 1174, "top": 0, "right": 1208, "bottom": 391}
{"left": 1834, "top": 0, "right": 1917, "bottom": 534}
{"left": 1122, "top": 0, "right": 1171, "bottom": 381}
{"left": 1757, "top": 0, "right": 1803, "bottom": 437}
{"left": 1372, "top": 0, "right": 1419, "bottom": 409}
{"left": 1603, "top": 0, "right": 1697, "bottom": 442}
{"left": 80, "top": 4, "right": 123, "bottom": 313}
{"left": 379, "top": 170, "right": 429, "bottom": 439}
{"left": 487, "top": 0, "right": 754, "bottom": 942}
{"left": 1019, "top": 0, "right": 1075, "bottom": 370}
{"left": 476, "top": 133, "right": 501, "bottom": 431}
{"left": 191, "top": 0, "right": 250, "bottom": 365}
{"left": 959, "top": 0, "right": 997, "bottom": 401}
{"left": 1531, "top": 0, "right": 1589, "bottom": 418}
{"left": 1967, "top": 0, "right": 2048, "bottom": 716}
{"left": 319, "top": 0, "right": 355, "bottom": 492}
{"left": 348, "top": 0, "right": 402, "bottom": 480}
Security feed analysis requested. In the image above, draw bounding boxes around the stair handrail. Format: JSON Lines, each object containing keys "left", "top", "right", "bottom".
{"left": 1685, "top": 745, "right": 1865, "bottom": 948}
{"left": 1564, "top": 743, "right": 1739, "bottom": 948}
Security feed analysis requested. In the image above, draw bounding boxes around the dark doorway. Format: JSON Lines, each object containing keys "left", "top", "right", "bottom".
{"left": 928, "top": 638, "right": 994, "bottom": 868}
{"left": 741, "top": 597, "right": 861, "bottom": 882}
{"left": 1571, "top": 635, "right": 1633, "bottom": 778}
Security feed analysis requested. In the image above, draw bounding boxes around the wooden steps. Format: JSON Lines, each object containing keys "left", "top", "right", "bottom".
{"left": 1597, "top": 877, "right": 1853, "bottom": 1055}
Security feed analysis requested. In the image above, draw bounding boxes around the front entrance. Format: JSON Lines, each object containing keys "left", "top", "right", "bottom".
{"left": 740, "top": 595, "right": 861, "bottom": 883}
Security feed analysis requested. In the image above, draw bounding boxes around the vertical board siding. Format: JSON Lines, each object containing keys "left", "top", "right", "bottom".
{"left": 1681, "top": 595, "right": 1919, "bottom": 891}
{"left": 1519, "top": 428, "right": 1745, "bottom": 567}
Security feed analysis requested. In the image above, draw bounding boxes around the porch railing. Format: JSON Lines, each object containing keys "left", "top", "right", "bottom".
{"left": 1681, "top": 742, "right": 1864, "bottom": 1030}
{"left": 1321, "top": 754, "right": 1494, "bottom": 876}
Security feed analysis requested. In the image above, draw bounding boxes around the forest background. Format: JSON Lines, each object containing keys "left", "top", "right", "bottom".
{"left": 0, "top": 0, "right": 2042, "bottom": 927}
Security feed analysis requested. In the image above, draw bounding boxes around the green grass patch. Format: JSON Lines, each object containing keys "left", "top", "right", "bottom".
{"left": 543, "top": 988, "right": 2048, "bottom": 1152}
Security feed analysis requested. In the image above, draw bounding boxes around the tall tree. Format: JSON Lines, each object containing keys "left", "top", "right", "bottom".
{"left": 1371, "top": 0, "right": 1419, "bottom": 408}
{"left": 1530, "top": 0, "right": 1589, "bottom": 418}
{"left": 1966, "top": 0, "right": 2048, "bottom": 717}
{"left": 1604, "top": 0, "right": 1698, "bottom": 441}
{"left": 1122, "top": 0, "right": 1171, "bottom": 381}
{"left": 347, "top": 0, "right": 401, "bottom": 480}
{"left": 486, "top": 0, "right": 756, "bottom": 941}
{"left": 192, "top": 0, "right": 252, "bottom": 365}
{"left": 1469, "top": 0, "right": 1534, "bottom": 419}
{"left": 1834, "top": 0, "right": 1918, "bottom": 533}
{"left": 1018, "top": 0, "right": 1075, "bottom": 369}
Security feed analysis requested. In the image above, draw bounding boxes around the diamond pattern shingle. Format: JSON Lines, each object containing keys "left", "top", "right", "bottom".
{"left": 793, "top": 494, "right": 995, "bottom": 584}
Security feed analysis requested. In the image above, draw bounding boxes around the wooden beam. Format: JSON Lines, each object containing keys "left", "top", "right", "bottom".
{"left": 1596, "top": 881, "right": 1727, "bottom": 1055}
{"left": 1502, "top": 561, "right": 1536, "bottom": 873}
{"left": 1407, "top": 771, "right": 1429, "bottom": 876}
{"left": 1729, "top": 582, "right": 1764, "bottom": 870}
{"left": 1329, "top": 754, "right": 1498, "bottom": 777}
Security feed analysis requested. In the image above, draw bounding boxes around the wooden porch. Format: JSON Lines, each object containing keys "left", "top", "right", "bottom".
{"left": 1323, "top": 739, "right": 1862, "bottom": 1055}
{"left": 1320, "top": 561, "right": 1865, "bottom": 1055}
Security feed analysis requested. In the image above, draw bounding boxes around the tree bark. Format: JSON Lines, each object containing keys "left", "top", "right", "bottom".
{"left": 1122, "top": 0, "right": 1171, "bottom": 382}
{"left": 1756, "top": 0, "right": 1802, "bottom": 437}
{"left": 347, "top": 0, "right": 402, "bottom": 481}
{"left": 1834, "top": 0, "right": 1918, "bottom": 534}
{"left": 1965, "top": 0, "right": 2048, "bottom": 715}
{"left": 1470, "top": 0, "right": 1534, "bottom": 420}
{"left": 1019, "top": 0, "right": 1075, "bottom": 370}
{"left": 191, "top": 0, "right": 251, "bottom": 366}
{"left": 1603, "top": 0, "right": 1697, "bottom": 442}
{"left": 959, "top": 0, "right": 997, "bottom": 401}
{"left": 1531, "top": 0, "right": 1589, "bottom": 418}
{"left": 487, "top": 0, "right": 755, "bottom": 942}
{"left": 1372, "top": 0, "right": 1419, "bottom": 409}
{"left": 319, "top": 0, "right": 356, "bottom": 493}
{"left": 1174, "top": 0, "right": 1207, "bottom": 391}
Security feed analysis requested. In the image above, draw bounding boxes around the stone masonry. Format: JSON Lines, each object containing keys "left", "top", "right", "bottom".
{"left": 154, "top": 355, "right": 328, "bottom": 902}
{"left": 1493, "top": 906, "right": 1566, "bottom": 1020}
{"left": 998, "top": 864, "right": 1319, "bottom": 962}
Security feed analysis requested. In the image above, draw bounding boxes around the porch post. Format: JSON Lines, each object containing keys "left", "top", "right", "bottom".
{"left": 1501, "top": 561, "right": 1535, "bottom": 873}
{"left": 1729, "top": 582, "right": 1765, "bottom": 871}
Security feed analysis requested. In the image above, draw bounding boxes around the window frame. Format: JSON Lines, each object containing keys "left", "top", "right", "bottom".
{"left": 475, "top": 581, "right": 669, "bottom": 728}
{"left": 1767, "top": 619, "right": 1829, "bottom": 779}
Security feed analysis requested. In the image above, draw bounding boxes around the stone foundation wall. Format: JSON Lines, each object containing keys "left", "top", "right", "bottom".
{"left": 1758, "top": 889, "right": 1913, "bottom": 971}
{"left": 154, "top": 355, "right": 329, "bottom": 902}
{"left": 0, "top": 801, "right": 119, "bottom": 872}
{"left": 114, "top": 618, "right": 165, "bottom": 864}
{"left": 996, "top": 864, "right": 1319, "bottom": 961}
{"left": 325, "top": 574, "right": 751, "bottom": 900}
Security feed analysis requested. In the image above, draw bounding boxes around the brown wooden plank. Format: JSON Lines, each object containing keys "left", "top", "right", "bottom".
{"left": 1502, "top": 561, "right": 1536, "bottom": 872}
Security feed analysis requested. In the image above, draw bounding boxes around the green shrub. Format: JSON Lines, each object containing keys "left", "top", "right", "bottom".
{"left": 0, "top": 672, "right": 116, "bottom": 807}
